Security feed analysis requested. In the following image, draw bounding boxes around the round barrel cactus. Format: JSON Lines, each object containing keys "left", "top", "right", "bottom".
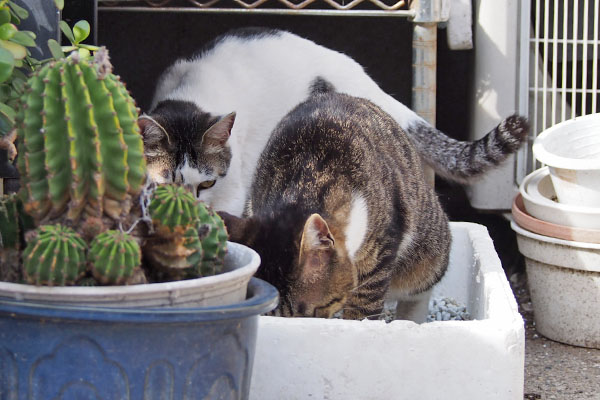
{"left": 148, "top": 184, "right": 200, "bottom": 234}
{"left": 22, "top": 225, "right": 87, "bottom": 286}
{"left": 196, "top": 203, "right": 228, "bottom": 277}
{"left": 88, "top": 229, "right": 142, "bottom": 285}
{"left": 144, "top": 184, "right": 228, "bottom": 279}
{"left": 16, "top": 49, "right": 146, "bottom": 224}
{"left": 145, "top": 225, "right": 204, "bottom": 280}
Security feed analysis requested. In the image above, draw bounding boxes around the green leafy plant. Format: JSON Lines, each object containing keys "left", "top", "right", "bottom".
{"left": 0, "top": 0, "right": 39, "bottom": 158}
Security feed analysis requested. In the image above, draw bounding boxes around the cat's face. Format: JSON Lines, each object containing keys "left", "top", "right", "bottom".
{"left": 220, "top": 211, "right": 357, "bottom": 318}
{"left": 139, "top": 100, "right": 235, "bottom": 199}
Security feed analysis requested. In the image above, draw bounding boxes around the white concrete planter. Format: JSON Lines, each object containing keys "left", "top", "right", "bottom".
{"left": 512, "top": 222, "right": 600, "bottom": 349}
{"left": 250, "top": 222, "right": 525, "bottom": 400}
{"left": 0, "top": 242, "right": 260, "bottom": 308}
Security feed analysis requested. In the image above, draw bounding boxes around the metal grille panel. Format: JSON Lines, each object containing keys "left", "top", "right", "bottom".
{"left": 99, "top": 0, "right": 411, "bottom": 14}
{"left": 529, "top": 0, "right": 600, "bottom": 139}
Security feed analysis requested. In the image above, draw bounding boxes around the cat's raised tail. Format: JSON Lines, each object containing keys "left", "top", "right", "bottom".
{"left": 404, "top": 114, "right": 529, "bottom": 184}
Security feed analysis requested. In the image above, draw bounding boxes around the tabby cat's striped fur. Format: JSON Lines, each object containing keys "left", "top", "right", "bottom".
{"left": 220, "top": 92, "right": 527, "bottom": 320}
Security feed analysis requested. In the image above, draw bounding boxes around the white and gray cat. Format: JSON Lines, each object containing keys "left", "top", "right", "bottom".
{"left": 139, "top": 27, "right": 528, "bottom": 217}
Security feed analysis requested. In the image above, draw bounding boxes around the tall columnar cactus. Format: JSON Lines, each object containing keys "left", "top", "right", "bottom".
{"left": 22, "top": 225, "right": 87, "bottom": 286}
{"left": 16, "top": 49, "right": 146, "bottom": 224}
{"left": 88, "top": 230, "right": 144, "bottom": 285}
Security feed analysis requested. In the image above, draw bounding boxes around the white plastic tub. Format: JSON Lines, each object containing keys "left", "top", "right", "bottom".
{"left": 250, "top": 222, "right": 525, "bottom": 400}
{"left": 532, "top": 113, "right": 600, "bottom": 208}
{"left": 512, "top": 222, "right": 600, "bottom": 349}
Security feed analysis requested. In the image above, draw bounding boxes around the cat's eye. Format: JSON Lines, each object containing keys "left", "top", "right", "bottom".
{"left": 199, "top": 180, "right": 216, "bottom": 189}
{"left": 197, "top": 180, "right": 216, "bottom": 197}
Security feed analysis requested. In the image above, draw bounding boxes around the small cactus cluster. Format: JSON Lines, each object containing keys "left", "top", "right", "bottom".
{"left": 20, "top": 225, "right": 143, "bottom": 286}
{"left": 144, "top": 184, "right": 228, "bottom": 280}
{"left": 0, "top": 50, "right": 229, "bottom": 287}
{"left": 16, "top": 49, "right": 146, "bottom": 225}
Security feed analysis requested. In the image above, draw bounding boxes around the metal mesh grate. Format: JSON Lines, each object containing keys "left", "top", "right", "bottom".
{"left": 529, "top": 0, "right": 600, "bottom": 137}
{"left": 99, "top": 0, "right": 411, "bottom": 13}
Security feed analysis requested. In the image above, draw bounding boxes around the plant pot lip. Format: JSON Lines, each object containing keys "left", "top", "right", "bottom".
{"left": 0, "top": 277, "right": 279, "bottom": 323}
{"left": 519, "top": 167, "right": 600, "bottom": 230}
{"left": 0, "top": 241, "right": 258, "bottom": 300}
{"left": 532, "top": 113, "right": 600, "bottom": 170}
{"left": 511, "top": 194, "right": 600, "bottom": 245}
{"left": 520, "top": 167, "right": 600, "bottom": 214}
{"left": 511, "top": 219, "right": 600, "bottom": 250}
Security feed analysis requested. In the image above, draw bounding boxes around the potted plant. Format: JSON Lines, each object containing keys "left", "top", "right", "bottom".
{"left": 0, "top": 2, "right": 278, "bottom": 398}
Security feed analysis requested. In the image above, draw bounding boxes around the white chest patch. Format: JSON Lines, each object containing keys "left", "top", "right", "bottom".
{"left": 345, "top": 193, "right": 368, "bottom": 261}
{"left": 176, "top": 157, "right": 211, "bottom": 189}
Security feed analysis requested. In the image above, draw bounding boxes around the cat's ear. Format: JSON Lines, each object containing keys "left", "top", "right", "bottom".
{"left": 138, "top": 114, "right": 170, "bottom": 146}
{"left": 201, "top": 112, "right": 236, "bottom": 153}
{"left": 217, "top": 210, "right": 252, "bottom": 244}
{"left": 299, "top": 214, "right": 335, "bottom": 277}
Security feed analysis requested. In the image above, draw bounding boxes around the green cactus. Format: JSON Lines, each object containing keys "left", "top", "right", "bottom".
{"left": 145, "top": 225, "right": 204, "bottom": 281}
{"left": 144, "top": 184, "right": 228, "bottom": 279}
{"left": 0, "top": 194, "right": 21, "bottom": 282}
{"left": 0, "top": 194, "right": 20, "bottom": 250}
{"left": 16, "top": 49, "right": 146, "bottom": 225}
{"left": 148, "top": 185, "right": 200, "bottom": 234}
{"left": 88, "top": 229, "right": 143, "bottom": 285}
{"left": 196, "top": 203, "right": 228, "bottom": 277}
{"left": 22, "top": 225, "right": 87, "bottom": 286}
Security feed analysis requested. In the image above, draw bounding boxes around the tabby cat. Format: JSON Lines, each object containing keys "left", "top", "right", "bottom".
{"left": 139, "top": 28, "right": 528, "bottom": 217}
{"left": 218, "top": 92, "right": 527, "bottom": 321}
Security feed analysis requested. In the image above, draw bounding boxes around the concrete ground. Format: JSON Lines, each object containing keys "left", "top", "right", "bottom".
{"left": 438, "top": 180, "right": 600, "bottom": 400}
{"left": 511, "top": 272, "right": 600, "bottom": 400}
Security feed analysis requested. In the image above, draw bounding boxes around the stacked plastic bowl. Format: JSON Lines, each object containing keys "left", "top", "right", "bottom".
{"left": 511, "top": 113, "right": 600, "bottom": 349}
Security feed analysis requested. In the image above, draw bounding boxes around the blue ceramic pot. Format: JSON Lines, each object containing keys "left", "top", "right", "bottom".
{"left": 0, "top": 277, "right": 278, "bottom": 400}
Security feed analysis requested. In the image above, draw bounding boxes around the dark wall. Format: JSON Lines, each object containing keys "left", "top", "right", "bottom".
{"left": 96, "top": 12, "right": 473, "bottom": 141}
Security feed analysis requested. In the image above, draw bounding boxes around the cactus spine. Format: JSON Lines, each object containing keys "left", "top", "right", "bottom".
{"left": 22, "top": 225, "right": 87, "bottom": 286}
{"left": 16, "top": 50, "right": 146, "bottom": 224}
{"left": 88, "top": 230, "right": 143, "bottom": 285}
